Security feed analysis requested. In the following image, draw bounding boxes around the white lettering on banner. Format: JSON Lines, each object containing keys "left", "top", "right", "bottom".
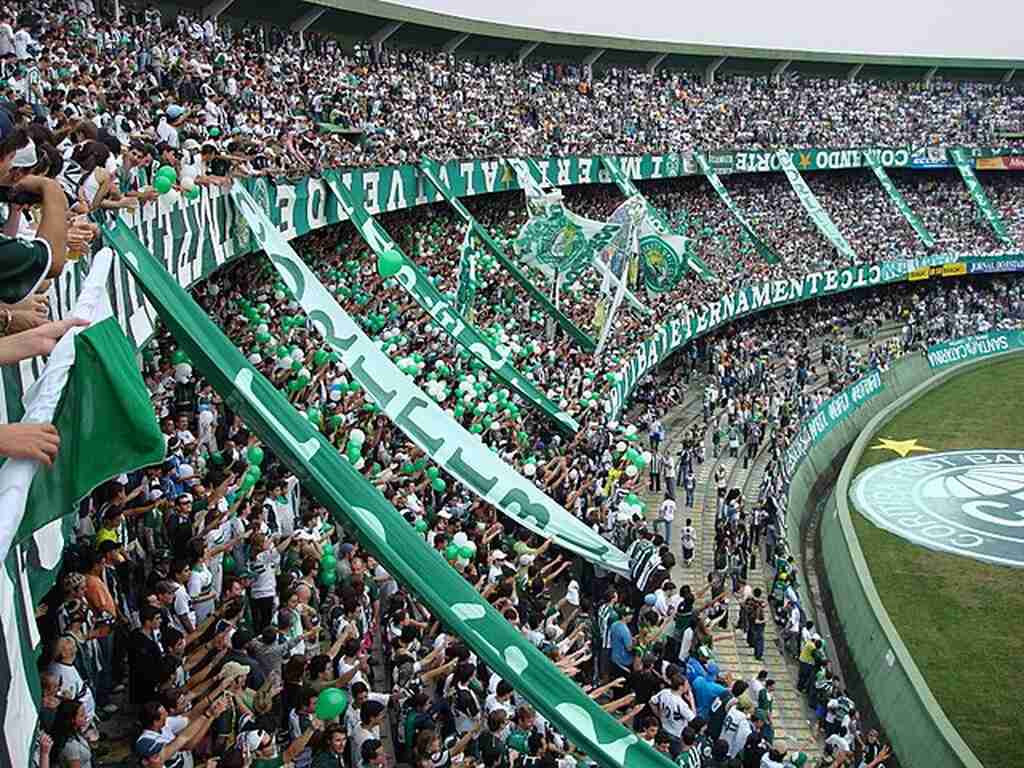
{"left": 556, "top": 158, "right": 573, "bottom": 186}
{"left": 481, "top": 160, "right": 499, "bottom": 193}
{"left": 578, "top": 158, "right": 593, "bottom": 182}
{"left": 364, "top": 170, "right": 382, "bottom": 215}
{"left": 749, "top": 282, "right": 770, "bottom": 310}
{"left": 277, "top": 185, "right": 298, "bottom": 240}
{"left": 459, "top": 161, "right": 475, "bottom": 196}
{"left": 650, "top": 155, "right": 664, "bottom": 177}
{"left": 620, "top": 156, "right": 642, "bottom": 179}
{"left": 385, "top": 172, "right": 406, "bottom": 212}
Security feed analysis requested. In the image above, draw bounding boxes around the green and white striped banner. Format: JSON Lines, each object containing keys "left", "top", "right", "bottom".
{"left": 103, "top": 218, "right": 671, "bottom": 768}
{"left": 230, "top": 183, "right": 628, "bottom": 574}
{"left": 322, "top": 172, "right": 579, "bottom": 435}
{"left": 949, "top": 147, "right": 1014, "bottom": 247}
{"left": 776, "top": 149, "right": 858, "bottom": 262}
{"left": 456, "top": 224, "right": 480, "bottom": 318}
{"left": 864, "top": 151, "right": 936, "bottom": 248}
{"left": 695, "top": 154, "right": 780, "bottom": 264}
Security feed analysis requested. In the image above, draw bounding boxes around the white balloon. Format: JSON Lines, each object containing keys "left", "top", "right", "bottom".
{"left": 349, "top": 428, "right": 366, "bottom": 445}
{"left": 625, "top": 464, "right": 639, "bottom": 478}
{"left": 291, "top": 348, "right": 304, "bottom": 361}
{"left": 453, "top": 532, "right": 469, "bottom": 547}
{"left": 523, "top": 463, "right": 537, "bottom": 477}
{"left": 616, "top": 441, "right": 627, "bottom": 453}
{"left": 625, "top": 425, "right": 638, "bottom": 436}
{"left": 173, "top": 363, "right": 192, "bottom": 383}
{"left": 181, "top": 175, "right": 197, "bottom": 191}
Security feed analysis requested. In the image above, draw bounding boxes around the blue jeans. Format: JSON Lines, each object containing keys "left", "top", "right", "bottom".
{"left": 657, "top": 519, "right": 672, "bottom": 543}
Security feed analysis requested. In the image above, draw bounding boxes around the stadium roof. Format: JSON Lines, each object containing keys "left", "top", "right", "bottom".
{"left": 185, "top": 0, "right": 1022, "bottom": 82}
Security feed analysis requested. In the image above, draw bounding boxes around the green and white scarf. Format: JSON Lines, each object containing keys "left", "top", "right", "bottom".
{"left": 695, "top": 154, "right": 780, "bottom": 264}
{"left": 775, "top": 149, "right": 857, "bottom": 262}
{"left": 949, "top": 147, "right": 1013, "bottom": 246}
{"left": 863, "top": 150, "right": 935, "bottom": 248}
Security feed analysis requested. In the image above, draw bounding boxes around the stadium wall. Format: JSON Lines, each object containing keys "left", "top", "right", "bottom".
{"left": 782, "top": 351, "right": 1022, "bottom": 768}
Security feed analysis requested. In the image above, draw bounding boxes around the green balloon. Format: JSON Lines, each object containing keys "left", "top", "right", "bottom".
{"left": 247, "top": 465, "right": 262, "bottom": 483}
{"left": 444, "top": 544, "right": 459, "bottom": 561}
{"left": 156, "top": 165, "right": 177, "bottom": 183}
{"left": 171, "top": 349, "right": 188, "bottom": 365}
{"left": 186, "top": 186, "right": 200, "bottom": 200}
{"left": 153, "top": 174, "right": 173, "bottom": 194}
{"left": 318, "top": 568, "right": 337, "bottom": 587}
{"left": 222, "top": 554, "right": 236, "bottom": 574}
{"left": 459, "top": 546, "right": 474, "bottom": 560}
{"left": 246, "top": 446, "right": 264, "bottom": 466}
{"left": 426, "top": 467, "right": 439, "bottom": 480}
{"left": 431, "top": 477, "right": 446, "bottom": 492}
{"left": 320, "top": 555, "right": 337, "bottom": 572}
{"left": 377, "top": 248, "right": 404, "bottom": 278}
{"left": 414, "top": 519, "right": 428, "bottom": 532}
{"left": 314, "top": 349, "right": 330, "bottom": 368}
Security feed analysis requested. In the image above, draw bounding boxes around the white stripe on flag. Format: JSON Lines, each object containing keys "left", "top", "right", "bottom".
{"left": 0, "top": 249, "right": 115, "bottom": 563}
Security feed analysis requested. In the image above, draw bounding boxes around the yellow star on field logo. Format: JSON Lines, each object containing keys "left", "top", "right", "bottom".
{"left": 798, "top": 153, "right": 812, "bottom": 169}
{"left": 870, "top": 438, "right": 933, "bottom": 458}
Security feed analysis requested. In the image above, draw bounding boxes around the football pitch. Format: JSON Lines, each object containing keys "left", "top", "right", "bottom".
{"left": 851, "top": 355, "right": 1024, "bottom": 768}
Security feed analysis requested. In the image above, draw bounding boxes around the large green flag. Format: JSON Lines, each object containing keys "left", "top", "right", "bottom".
{"left": 863, "top": 151, "right": 936, "bottom": 248}
{"left": 599, "top": 156, "right": 715, "bottom": 282}
{"left": 949, "top": 147, "right": 1014, "bottom": 246}
{"left": 695, "top": 154, "right": 780, "bottom": 264}
{"left": 512, "top": 157, "right": 651, "bottom": 315}
{"left": 102, "top": 219, "right": 670, "bottom": 768}
{"left": 775, "top": 149, "right": 858, "bottom": 262}
{"left": 321, "top": 171, "right": 579, "bottom": 436}
{"left": 0, "top": 249, "right": 164, "bottom": 561}
{"left": 0, "top": 249, "right": 163, "bottom": 768}
{"left": 229, "top": 183, "right": 629, "bottom": 574}
{"left": 418, "top": 157, "right": 597, "bottom": 351}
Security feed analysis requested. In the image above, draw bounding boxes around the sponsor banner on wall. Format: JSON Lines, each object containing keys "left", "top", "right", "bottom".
{"left": 781, "top": 369, "right": 884, "bottom": 479}
{"left": 926, "top": 329, "right": 1024, "bottom": 368}
{"left": 975, "top": 156, "right": 1024, "bottom": 171}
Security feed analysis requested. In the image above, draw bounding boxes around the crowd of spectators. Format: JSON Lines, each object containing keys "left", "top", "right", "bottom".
{"left": 0, "top": 2, "right": 1022, "bottom": 768}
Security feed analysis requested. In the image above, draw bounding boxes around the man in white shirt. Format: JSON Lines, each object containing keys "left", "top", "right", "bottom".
{"left": 651, "top": 672, "right": 696, "bottom": 756}
{"left": 658, "top": 496, "right": 676, "bottom": 543}
{"left": 171, "top": 561, "right": 196, "bottom": 633}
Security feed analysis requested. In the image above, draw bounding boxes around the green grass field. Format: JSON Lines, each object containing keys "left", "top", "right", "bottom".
{"left": 852, "top": 356, "right": 1024, "bottom": 768}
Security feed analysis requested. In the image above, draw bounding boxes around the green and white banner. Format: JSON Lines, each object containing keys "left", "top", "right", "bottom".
{"left": 695, "top": 154, "right": 780, "bottom": 264}
{"left": 776, "top": 149, "right": 858, "bottom": 262}
{"left": 322, "top": 172, "right": 579, "bottom": 435}
{"left": 509, "top": 157, "right": 650, "bottom": 317}
{"left": 418, "top": 157, "right": 597, "bottom": 351}
{"left": 0, "top": 250, "right": 163, "bottom": 767}
{"left": 949, "top": 148, "right": 1014, "bottom": 247}
{"left": 598, "top": 156, "right": 715, "bottom": 283}
{"left": 926, "top": 329, "right": 1024, "bottom": 368}
{"left": 864, "top": 151, "right": 936, "bottom": 248}
{"left": 456, "top": 224, "right": 480, "bottom": 318}
{"left": 604, "top": 262, "right": 890, "bottom": 419}
{"left": 230, "top": 183, "right": 629, "bottom": 574}
{"left": 595, "top": 197, "right": 646, "bottom": 355}
{"left": 781, "top": 368, "right": 884, "bottom": 479}
{"left": 103, "top": 219, "right": 668, "bottom": 768}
